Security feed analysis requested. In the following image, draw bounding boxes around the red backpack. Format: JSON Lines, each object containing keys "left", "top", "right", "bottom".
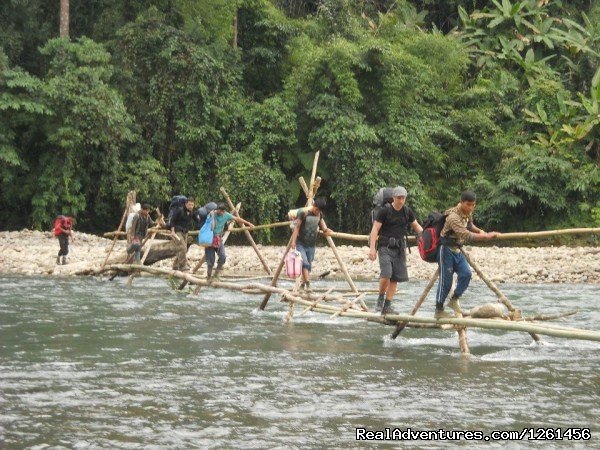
{"left": 417, "top": 212, "right": 447, "bottom": 263}
{"left": 53, "top": 215, "right": 72, "bottom": 236}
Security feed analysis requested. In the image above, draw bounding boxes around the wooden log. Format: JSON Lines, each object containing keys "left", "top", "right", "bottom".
{"left": 391, "top": 269, "right": 440, "bottom": 339}
{"left": 461, "top": 249, "right": 541, "bottom": 343}
{"left": 96, "top": 264, "right": 600, "bottom": 343}
{"left": 100, "top": 191, "right": 135, "bottom": 273}
{"left": 220, "top": 187, "right": 272, "bottom": 275}
{"left": 519, "top": 311, "right": 578, "bottom": 322}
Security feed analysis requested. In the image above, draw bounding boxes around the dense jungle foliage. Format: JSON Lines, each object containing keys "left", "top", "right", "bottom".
{"left": 1, "top": 0, "right": 599, "bottom": 240}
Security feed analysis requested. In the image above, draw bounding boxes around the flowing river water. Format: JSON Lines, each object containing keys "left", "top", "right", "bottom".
{"left": 1, "top": 275, "right": 598, "bottom": 448}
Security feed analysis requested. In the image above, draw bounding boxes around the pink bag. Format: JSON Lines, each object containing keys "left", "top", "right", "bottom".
{"left": 285, "top": 250, "right": 303, "bottom": 278}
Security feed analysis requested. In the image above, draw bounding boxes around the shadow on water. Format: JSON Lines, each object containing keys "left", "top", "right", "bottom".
{"left": 0, "top": 276, "right": 598, "bottom": 448}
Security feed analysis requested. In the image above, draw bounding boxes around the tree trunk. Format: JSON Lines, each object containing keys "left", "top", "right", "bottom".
{"left": 60, "top": 0, "right": 69, "bottom": 38}
{"left": 232, "top": 9, "right": 238, "bottom": 48}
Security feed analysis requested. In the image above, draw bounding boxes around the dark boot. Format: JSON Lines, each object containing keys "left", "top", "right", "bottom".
{"left": 381, "top": 299, "right": 397, "bottom": 315}
{"left": 375, "top": 294, "right": 385, "bottom": 312}
{"left": 61, "top": 256, "right": 67, "bottom": 265}
{"left": 206, "top": 267, "right": 213, "bottom": 281}
{"left": 56, "top": 256, "right": 61, "bottom": 265}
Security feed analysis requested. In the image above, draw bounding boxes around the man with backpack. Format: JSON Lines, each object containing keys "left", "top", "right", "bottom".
{"left": 126, "top": 204, "right": 156, "bottom": 264}
{"left": 169, "top": 197, "right": 196, "bottom": 271}
{"left": 205, "top": 203, "right": 255, "bottom": 280}
{"left": 434, "top": 191, "right": 500, "bottom": 319}
{"left": 290, "top": 198, "right": 331, "bottom": 291}
{"left": 369, "top": 186, "right": 422, "bottom": 315}
{"left": 54, "top": 215, "right": 74, "bottom": 265}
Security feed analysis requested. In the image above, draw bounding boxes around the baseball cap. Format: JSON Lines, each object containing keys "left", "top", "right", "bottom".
{"left": 392, "top": 186, "right": 408, "bottom": 197}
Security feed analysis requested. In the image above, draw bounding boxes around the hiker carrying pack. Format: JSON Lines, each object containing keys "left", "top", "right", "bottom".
{"left": 368, "top": 185, "right": 421, "bottom": 315}
{"left": 54, "top": 215, "right": 74, "bottom": 265}
{"left": 370, "top": 187, "right": 411, "bottom": 250}
{"left": 195, "top": 202, "right": 217, "bottom": 229}
{"left": 53, "top": 215, "right": 73, "bottom": 236}
{"left": 165, "top": 195, "right": 187, "bottom": 229}
{"left": 417, "top": 212, "right": 448, "bottom": 263}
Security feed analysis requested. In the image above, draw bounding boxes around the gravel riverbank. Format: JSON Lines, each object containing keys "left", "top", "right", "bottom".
{"left": 1, "top": 230, "right": 599, "bottom": 284}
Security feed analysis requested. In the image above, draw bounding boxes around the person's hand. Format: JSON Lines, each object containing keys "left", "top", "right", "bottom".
{"left": 369, "top": 248, "right": 377, "bottom": 261}
{"left": 322, "top": 228, "right": 332, "bottom": 236}
{"left": 247, "top": 222, "right": 255, "bottom": 229}
{"left": 486, "top": 232, "right": 501, "bottom": 239}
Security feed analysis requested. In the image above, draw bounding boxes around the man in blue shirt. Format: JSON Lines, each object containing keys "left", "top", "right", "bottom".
{"left": 206, "top": 203, "right": 255, "bottom": 280}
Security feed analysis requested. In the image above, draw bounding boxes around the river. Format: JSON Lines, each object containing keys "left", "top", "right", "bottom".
{"left": 1, "top": 276, "right": 598, "bottom": 448}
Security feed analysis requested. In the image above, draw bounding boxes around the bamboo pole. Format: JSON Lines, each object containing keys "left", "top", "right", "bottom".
{"left": 139, "top": 209, "right": 163, "bottom": 265}
{"left": 299, "top": 288, "right": 335, "bottom": 316}
{"left": 457, "top": 325, "right": 470, "bottom": 354}
{"left": 309, "top": 151, "right": 320, "bottom": 193}
{"left": 496, "top": 228, "right": 600, "bottom": 240}
{"left": 452, "top": 291, "right": 470, "bottom": 355}
{"left": 98, "top": 264, "right": 600, "bottom": 343}
{"left": 325, "top": 235, "right": 363, "bottom": 296}
{"left": 391, "top": 269, "right": 440, "bottom": 339}
{"left": 104, "top": 220, "right": 293, "bottom": 238}
{"left": 461, "top": 248, "right": 541, "bottom": 343}
{"left": 220, "top": 187, "right": 272, "bottom": 276}
{"left": 127, "top": 209, "right": 164, "bottom": 285}
{"left": 107, "top": 222, "right": 157, "bottom": 281}
{"left": 284, "top": 277, "right": 303, "bottom": 324}
{"left": 100, "top": 191, "right": 135, "bottom": 273}
{"left": 228, "top": 221, "right": 291, "bottom": 232}
{"left": 321, "top": 227, "right": 600, "bottom": 244}
{"left": 259, "top": 238, "right": 294, "bottom": 310}
{"left": 103, "top": 225, "right": 600, "bottom": 241}
{"left": 330, "top": 293, "right": 366, "bottom": 319}
{"left": 259, "top": 153, "right": 322, "bottom": 310}
{"left": 298, "top": 175, "right": 364, "bottom": 309}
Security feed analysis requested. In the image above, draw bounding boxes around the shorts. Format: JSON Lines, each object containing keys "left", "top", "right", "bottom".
{"left": 296, "top": 243, "right": 315, "bottom": 272}
{"left": 378, "top": 246, "right": 408, "bottom": 282}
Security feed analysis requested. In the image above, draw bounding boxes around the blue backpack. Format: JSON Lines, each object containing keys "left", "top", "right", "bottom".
{"left": 197, "top": 213, "right": 214, "bottom": 247}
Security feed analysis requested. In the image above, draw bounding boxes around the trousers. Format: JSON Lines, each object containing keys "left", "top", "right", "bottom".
{"left": 435, "top": 245, "right": 472, "bottom": 309}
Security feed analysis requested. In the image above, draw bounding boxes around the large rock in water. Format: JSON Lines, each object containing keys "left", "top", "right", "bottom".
{"left": 469, "top": 303, "right": 505, "bottom": 319}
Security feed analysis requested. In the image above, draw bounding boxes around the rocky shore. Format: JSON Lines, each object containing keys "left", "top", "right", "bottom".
{"left": 1, "top": 230, "right": 599, "bottom": 284}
